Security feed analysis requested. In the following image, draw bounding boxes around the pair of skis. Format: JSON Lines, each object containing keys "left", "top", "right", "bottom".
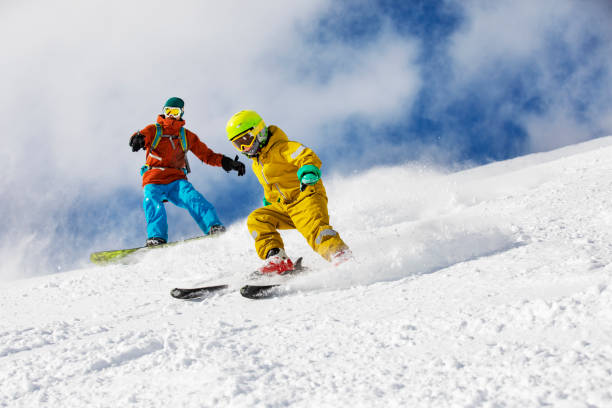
{"left": 170, "top": 258, "right": 305, "bottom": 300}
{"left": 170, "top": 283, "right": 281, "bottom": 300}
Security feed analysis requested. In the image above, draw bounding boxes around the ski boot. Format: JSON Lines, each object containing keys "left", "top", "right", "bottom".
{"left": 258, "top": 248, "right": 295, "bottom": 275}
{"left": 208, "top": 225, "right": 226, "bottom": 236}
{"left": 331, "top": 247, "right": 353, "bottom": 266}
{"left": 146, "top": 237, "right": 167, "bottom": 247}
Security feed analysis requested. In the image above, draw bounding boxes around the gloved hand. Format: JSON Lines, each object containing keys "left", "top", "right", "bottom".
{"left": 221, "top": 155, "right": 246, "bottom": 176}
{"left": 297, "top": 164, "right": 321, "bottom": 192}
{"left": 129, "top": 131, "right": 145, "bottom": 152}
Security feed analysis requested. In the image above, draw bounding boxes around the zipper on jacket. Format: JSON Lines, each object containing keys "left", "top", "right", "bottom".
{"left": 257, "top": 157, "right": 269, "bottom": 185}
{"left": 258, "top": 157, "right": 288, "bottom": 202}
{"left": 274, "top": 183, "right": 287, "bottom": 201}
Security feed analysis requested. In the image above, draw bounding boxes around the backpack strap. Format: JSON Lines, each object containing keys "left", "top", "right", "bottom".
{"left": 180, "top": 127, "right": 190, "bottom": 174}
{"left": 152, "top": 123, "right": 163, "bottom": 149}
{"left": 152, "top": 124, "right": 188, "bottom": 152}
{"left": 179, "top": 127, "right": 188, "bottom": 151}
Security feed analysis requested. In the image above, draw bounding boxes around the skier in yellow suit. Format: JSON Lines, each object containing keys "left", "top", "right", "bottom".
{"left": 226, "top": 110, "right": 351, "bottom": 274}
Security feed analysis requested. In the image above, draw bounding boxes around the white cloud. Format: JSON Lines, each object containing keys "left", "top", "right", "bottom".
{"left": 1, "top": 0, "right": 420, "bottom": 189}
{"left": 449, "top": 1, "right": 572, "bottom": 73}
{"left": 446, "top": 0, "right": 612, "bottom": 151}
{"left": 524, "top": 109, "right": 592, "bottom": 153}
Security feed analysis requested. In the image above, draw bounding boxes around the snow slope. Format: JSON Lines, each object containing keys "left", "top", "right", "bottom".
{"left": 2, "top": 137, "right": 612, "bottom": 407}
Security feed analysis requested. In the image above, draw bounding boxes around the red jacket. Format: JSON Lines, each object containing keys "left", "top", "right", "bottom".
{"left": 138, "top": 115, "right": 223, "bottom": 187}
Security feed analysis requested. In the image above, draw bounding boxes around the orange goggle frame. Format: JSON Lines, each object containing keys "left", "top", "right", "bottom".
{"left": 231, "top": 122, "right": 264, "bottom": 152}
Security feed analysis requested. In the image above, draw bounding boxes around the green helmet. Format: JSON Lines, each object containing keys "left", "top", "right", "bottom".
{"left": 164, "top": 97, "right": 184, "bottom": 108}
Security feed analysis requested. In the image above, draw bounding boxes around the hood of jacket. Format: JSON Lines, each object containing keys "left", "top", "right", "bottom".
{"left": 156, "top": 115, "right": 186, "bottom": 134}
{"left": 257, "top": 125, "right": 286, "bottom": 160}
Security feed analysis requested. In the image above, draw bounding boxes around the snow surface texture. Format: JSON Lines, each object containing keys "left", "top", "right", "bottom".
{"left": 2, "top": 137, "right": 612, "bottom": 407}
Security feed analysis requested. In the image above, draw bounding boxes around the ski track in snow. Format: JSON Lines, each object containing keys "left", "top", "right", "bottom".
{"left": 2, "top": 138, "right": 612, "bottom": 407}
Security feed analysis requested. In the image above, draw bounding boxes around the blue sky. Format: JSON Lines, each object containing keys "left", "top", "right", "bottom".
{"left": 1, "top": 0, "right": 611, "bottom": 279}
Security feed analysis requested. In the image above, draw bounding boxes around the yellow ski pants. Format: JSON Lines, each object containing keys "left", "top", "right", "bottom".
{"left": 247, "top": 186, "right": 348, "bottom": 261}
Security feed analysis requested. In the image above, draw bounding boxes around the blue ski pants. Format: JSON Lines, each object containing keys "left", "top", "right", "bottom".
{"left": 143, "top": 179, "right": 222, "bottom": 241}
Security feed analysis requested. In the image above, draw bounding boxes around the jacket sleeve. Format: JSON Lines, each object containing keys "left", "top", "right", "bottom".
{"left": 138, "top": 124, "right": 157, "bottom": 148}
{"left": 280, "top": 141, "right": 322, "bottom": 172}
{"left": 187, "top": 130, "right": 224, "bottom": 167}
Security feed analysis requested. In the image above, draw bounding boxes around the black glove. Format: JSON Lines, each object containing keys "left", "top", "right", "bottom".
{"left": 221, "top": 155, "right": 246, "bottom": 176}
{"left": 129, "top": 131, "right": 145, "bottom": 152}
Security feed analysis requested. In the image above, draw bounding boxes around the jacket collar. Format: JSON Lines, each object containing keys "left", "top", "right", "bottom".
{"left": 156, "top": 114, "right": 186, "bottom": 132}
{"left": 257, "top": 125, "right": 286, "bottom": 159}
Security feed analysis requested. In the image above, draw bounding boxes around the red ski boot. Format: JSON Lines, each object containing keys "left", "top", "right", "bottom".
{"left": 259, "top": 248, "right": 294, "bottom": 275}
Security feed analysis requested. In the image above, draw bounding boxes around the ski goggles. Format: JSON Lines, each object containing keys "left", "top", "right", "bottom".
{"left": 231, "top": 122, "right": 264, "bottom": 152}
{"left": 163, "top": 106, "right": 183, "bottom": 118}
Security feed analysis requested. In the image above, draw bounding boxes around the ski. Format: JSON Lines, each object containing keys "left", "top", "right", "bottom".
{"left": 171, "top": 257, "right": 307, "bottom": 300}
{"left": 170, "top": 284, "right": 229, "bottom": 300}
{"left": 240, "top": 284, "right": 283, "bottom": 299}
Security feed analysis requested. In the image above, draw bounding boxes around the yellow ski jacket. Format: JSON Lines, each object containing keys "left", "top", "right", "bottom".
{"left": 251, "top": 126, "right": 324, "bottom": 205}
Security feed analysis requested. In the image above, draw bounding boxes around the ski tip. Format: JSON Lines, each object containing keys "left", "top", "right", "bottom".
{"left": 240, "top": 284, "right": 281, "bottom": 299}
{"left": 170, "top": 288, "right": 189, "bottom": 299}
{"left": 171, "top": 284, "right": 229, "bottom": 300}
